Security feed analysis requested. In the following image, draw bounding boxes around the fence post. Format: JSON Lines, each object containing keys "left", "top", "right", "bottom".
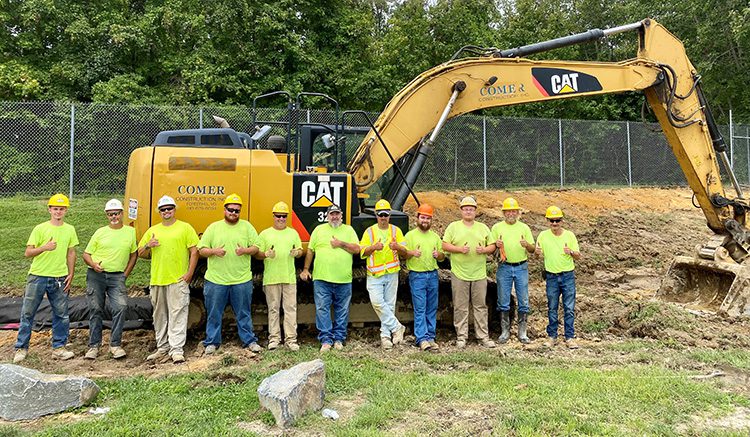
{"left": 558, "top": 119, "right": 563, "bottom": 188}
{"left": 69, "top": 104, "right": 75, "bottom": 199}
{"left": 627, "top": 121, "right": 632, "bottom": 187}
{"left": 730, "top": 109, "right": 734, "bottom": 168}
{"left": 199, "top": 107, "right": 203, "bottom": 129}
{"left": 454, "top": 143, "right": 458, "bottom": 186}
{"left": 482, "top": 116, "right": 487, "bottom": 190}
{"left": 307, "top": 109, "right": 311, "bottom": 123}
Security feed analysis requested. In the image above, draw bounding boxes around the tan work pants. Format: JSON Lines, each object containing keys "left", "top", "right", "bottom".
{"left": 264, "top": 283, "right": 298, "bottom": 344}
{"left": 150, "top": 281, "right": 189, "bottom": 356}
{"left": 451, "top": 273, "right": 490, "bottom": 342}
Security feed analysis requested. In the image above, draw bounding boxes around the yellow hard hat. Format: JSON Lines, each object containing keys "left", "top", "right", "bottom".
{"left": 545, "top": 206, "right": 564, "bottom": 219}
{"left": 272, "top": 201, "right": 290, "bottom": 214}
{"left": 48, "top": 193, "right": 70, "bottom": 207}
{"left": 501, "top": 197, "right": 520, "bottom": 211}
{"left": 375, "top": 199, "right": 391, "bottom": 211}
{"left": 459, "top": 196, "right": 477, "bottom": 208}
{"left": 224, "top": 193, "right": 243, "bottom": 206}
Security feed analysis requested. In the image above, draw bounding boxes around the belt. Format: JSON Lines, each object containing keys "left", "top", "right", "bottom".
{"left": 504, "top": 261, "right": 527, "bottom": 267}
{"left": 545, "top": 270, "right": 573, "bottom": 277}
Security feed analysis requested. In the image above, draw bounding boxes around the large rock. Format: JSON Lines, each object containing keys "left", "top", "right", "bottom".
{"left": 0, "top": 364, "right": 100, "bottom": 421}
{"left": 257, "top": 359, "right": 325, "bottom": 428}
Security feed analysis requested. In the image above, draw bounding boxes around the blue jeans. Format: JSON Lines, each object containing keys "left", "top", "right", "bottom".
{"left": 545, "top": 271, "right": 576, "bottom": 339}
{"left": 313, "top": 280, "right": 352, "bottom": 345}
{"left": 86, "top": 269, "right": 128, "bottom": 347}
{"left": 15, "top": 275, "right": 70, "bottom": 350}
{"left": 203, "top": 280, "right": 257, "bottom": 347}
{"left": 496, "top": 262, "right": 530, "bottom": 314}
{"left": 366, "top": 272, "right": 402, "bottom": 338}
{"left": 409, "top": 270, "right": 438, "bottom": 344}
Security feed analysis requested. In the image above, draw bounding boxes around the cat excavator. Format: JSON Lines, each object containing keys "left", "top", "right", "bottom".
{"left": 347, "top": 18, "right": 750, "bottom": 317}
{"left": 125, "top": 18, "right": 750, "bottom": 325}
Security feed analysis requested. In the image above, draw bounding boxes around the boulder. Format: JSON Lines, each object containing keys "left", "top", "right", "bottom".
{"left": 257, "top": 359, "right": 325, "bottom": 428}
{"left": 0, "top": 364, "right": 100, "bottom": 421}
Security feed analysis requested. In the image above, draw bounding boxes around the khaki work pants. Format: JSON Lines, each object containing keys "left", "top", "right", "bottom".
{"left": 450, "top": 273, "right": 490, "bottom": 342}
{"left": 150, "top": 281, "right": 189, "bottom": 356}
{"left": 264, "top": 283, "right": 298, "bottom": 344}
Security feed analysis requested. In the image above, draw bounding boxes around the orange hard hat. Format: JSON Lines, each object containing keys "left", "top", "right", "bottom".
{"left": 416, "top": 203, "right": 434, "bottom": 217}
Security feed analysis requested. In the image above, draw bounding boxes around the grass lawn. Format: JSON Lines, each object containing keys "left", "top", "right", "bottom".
{"left": 0, "top": 195, "right": 151, "bottom": 292}
{"left": 1, "top": 344, "right": 748, "bottom": 436}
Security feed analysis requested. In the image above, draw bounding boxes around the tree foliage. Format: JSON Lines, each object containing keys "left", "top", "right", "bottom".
{"left": 1, "top": 0, "right": 749, "bottom": 123}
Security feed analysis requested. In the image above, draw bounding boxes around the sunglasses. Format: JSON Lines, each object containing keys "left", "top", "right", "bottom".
{"left": 106, "top": 211, "right": 122, "bottom": 217}
{"left": 273, "top": 214, "right": 287, "bottom": 219}
{"left": 159, "top": 206, "right": 174, "bottom": 212}
{"left": 225, "top": 207, "right": 240, "bottom": 214}
{"left": 376, "top": 212, "right": 390, "bottom": 218}
{"left": 548, "top": 218, "right": 562, "bottom": 223}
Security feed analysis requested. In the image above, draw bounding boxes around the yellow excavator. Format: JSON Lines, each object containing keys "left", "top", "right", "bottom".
{"left": 124, "top": 18, "right": 750, "bottom": 323}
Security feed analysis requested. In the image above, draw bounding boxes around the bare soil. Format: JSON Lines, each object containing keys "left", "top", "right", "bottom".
{"left": 2, "top": 187, "right": 750, "bottom": 386}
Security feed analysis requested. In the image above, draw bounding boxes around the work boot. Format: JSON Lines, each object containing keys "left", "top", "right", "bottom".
{"left": 247, "top": 343, "right": 262, "bottom": 353}
{"left": 481, "top": 339, "right": 497, "bottom": 349}
{"left": 320, "top": 343, "right": 332, "bottom": 353}
{"left": 13, "top": 349, "right": 27, "bottom": 364}
{"left": 52, "top": 347, "right": 74, "bottom": 360}
{"left": 146, "top": 349, "right": 168, "bottom": 362}
{"left": 287, "top": 342, "right": 300, "bottom": 352}
{"left": 498, "top": 311, "right": 511, "bottom": 344}
{"left": 565, "top": 338, "right": 580, "bottom": 350}
{"left": 456, "top": 339, "right": 466, "bottom": 349}
{"left": 110, "top": 346, "right": 127, "bottom": 359}
{"left": 429, "top": 340, "right": 440, "bottom": 351}
{"left": 545, "top": 337, "right": 557, "bottom": 349}
{"left": 517, "top": 313, "right": 530, "bottom": 344}
{"left": 392, "top": 325, "right": 406, "bottom": 345}
{"left": 84, "top": 347, "right": 99, "bottom": 360}
{"left": 333, "top": 341, "right": 344, "bottom": 351}
{"left": 204, "top": 345, "right": 217, "bottom": 355}
{"left": 172, "top": 353, "right": 185, "bottom": 363}
{"left": 381, "top": 337, "right": 393, "bottom": 350}
{"left": 419, "top": 340, "right": 432, "bottom": 351}
{"left": 267, "top": 341, "right": 279, "bottom": 351}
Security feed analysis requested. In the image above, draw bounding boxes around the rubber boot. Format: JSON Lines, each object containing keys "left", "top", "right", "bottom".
{"left": 517, "top": 313, "right": 530, "bottom": 344}
{"left": 498, "top": 311, "right": 511, "bottom": 344}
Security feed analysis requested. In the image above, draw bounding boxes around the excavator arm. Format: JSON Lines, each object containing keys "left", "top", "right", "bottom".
{"left": 348, "top": 19, "right": 750, "bottom": 316}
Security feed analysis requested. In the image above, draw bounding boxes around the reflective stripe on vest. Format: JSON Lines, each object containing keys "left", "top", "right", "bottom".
{"left": 366, "top": 224, "right": 401, "bottom": 274}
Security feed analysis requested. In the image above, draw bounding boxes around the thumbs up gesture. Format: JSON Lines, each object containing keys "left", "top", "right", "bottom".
{"left": 372, "top": 239, "right": 384, "bottom": 251}
{"left": 411, "top": 245, "right": 422, "bottom": 258}
{"left": 495, "top": 236, "right": 504, "bottom": 249}
{"left": 388, "top": 240, "right": 399, "bottom": 250}
{"left": 475, "top": 244, "right": 485, "bottom": 255}
{"left": 42, "top": 237, "right": 57, "bottom": 252}
{"left": 213, "top": 245, "right": 226, "bottom": 257}
{"left": 331, "top": 237, "right": 342, "bottom": 248}
{"left": 461, "top": 242, "right": 470, "bottom": 254}
{"left": 563, "top": 243, "right": 572, "bottom": 255}
{"left": 265, "top": 245, "right": 276, "bottom": 259}
{"left": 290, "top": 247, "right": 303, "bottom": 257}
{"left": 432, "top": 249, "right": 440, "bottom": 259}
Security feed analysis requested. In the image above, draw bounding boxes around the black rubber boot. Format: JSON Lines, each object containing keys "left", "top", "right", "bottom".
{"left": 498, "top": 311, "right": 510, "bottom": 343}
{"left": 517, "top": 313, "right": 530, "bottom": 344}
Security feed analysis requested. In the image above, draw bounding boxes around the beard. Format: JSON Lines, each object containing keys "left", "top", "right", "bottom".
{"left": 330, "top": 221, "right": 342, "bottom": 228}
{"left": 418, "top": 221, "right": 431, "bottom": 231}
{"left": 225, "top": 215, "right": 239, "bottom": 224}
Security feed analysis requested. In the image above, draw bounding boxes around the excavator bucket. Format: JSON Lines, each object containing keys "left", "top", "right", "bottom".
{"left": 658, "top": 256, "right": 750, "bottom": 316}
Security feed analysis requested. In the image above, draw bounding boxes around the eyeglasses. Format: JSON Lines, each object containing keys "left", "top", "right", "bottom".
{"left": 548, "top": 218, "right": 562, "bottom": 223}
{"left": 273, "top": 214, "right": 287, "bottom": 219}
{"left": 106, "top": 211, "right": 122, "bottom": 217}
{"left": 376, "top": 212, "right": 390, "bottom": 218}
{"left": 159, "top": 206, "right": 174, "bottom": 212}
{"left": 225, "top": 207, "right": 240, "bottom": 214}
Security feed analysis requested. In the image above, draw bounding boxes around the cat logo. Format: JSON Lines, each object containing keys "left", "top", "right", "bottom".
{"left": 300, "top": 177, "right": 345, "bottom": 208}
{"left": 532, "top": 67, "right": 602, "bottom": 97}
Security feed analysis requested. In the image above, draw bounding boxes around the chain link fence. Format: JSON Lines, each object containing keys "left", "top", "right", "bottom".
{"left": 1, "top": 101, "right": 749, "bottom": 197}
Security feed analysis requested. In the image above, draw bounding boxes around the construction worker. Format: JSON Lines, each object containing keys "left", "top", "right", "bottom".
{"left": 404, "top": 203, "right": 445, "bottom": 351}
{"left": 535, "top": 206, "right": 581, "bottom": 350}
{"left": 491, "top": 197, "right": 535, "bottom": 345}
{"left": 82, "top": 199, "right": 138, "bottom": 360}
{"left": 256, "top": 201, "right": 303, "bottom": 352}
{"left": 442, "top": 196, "right": 497, "bottom": 349}
{"left": 138, "top": 195, "right": 199, "bottom": 363}
{"left": 300, "top": 204, "right": 360, "bottom": 352}
{"left": 197, "top": 193, "right": 262, "bottom": 355}
{"left": 360, "top": 199, "right": 408, "bottom": 350}
{"left": 13, "top": 194, "right": 79, "bottom": 363}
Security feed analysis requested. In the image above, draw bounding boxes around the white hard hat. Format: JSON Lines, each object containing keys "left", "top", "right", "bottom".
{"left": 104, "top": 199, "right": 124, "bottom": 211}
{"left": 157, "top": 195, "right": 176, "bottom": 210}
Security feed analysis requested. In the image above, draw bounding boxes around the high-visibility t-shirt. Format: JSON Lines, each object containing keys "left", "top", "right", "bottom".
{"left": 198, "top": 220, "right": 258, "bottom": 285}
{"left": 308, "top": 223, "right": 359, "bottom": 284}
{"left": 536, "top": 229, "right": 580, "bottom": 273}
{"left": 442, "top": 220, "right": 492, "bottom": 281}
{"left": 359, "top": 224, "right": 405, "bottom": 277}
{"left": 258, "top": 226, "right": 302, "bottom": 285}
{"left": 404, "top": 229, "right": 443, "bottom": 272}
{"left": 27, "top": 221, "right": 79, "bottom": 277}
{"left": 490, "top": 221, "right": 534, "bottom": 263}
{"left": 139, "top": 220, "right": 199, "bottom": 286}
{"left": 84, "top": 225, "right": 137, "bottom": 273}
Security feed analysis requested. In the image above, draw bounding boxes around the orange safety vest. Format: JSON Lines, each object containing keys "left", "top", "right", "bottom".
{"left": 366, "top": 224, "right": 401, "bottom": 275}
